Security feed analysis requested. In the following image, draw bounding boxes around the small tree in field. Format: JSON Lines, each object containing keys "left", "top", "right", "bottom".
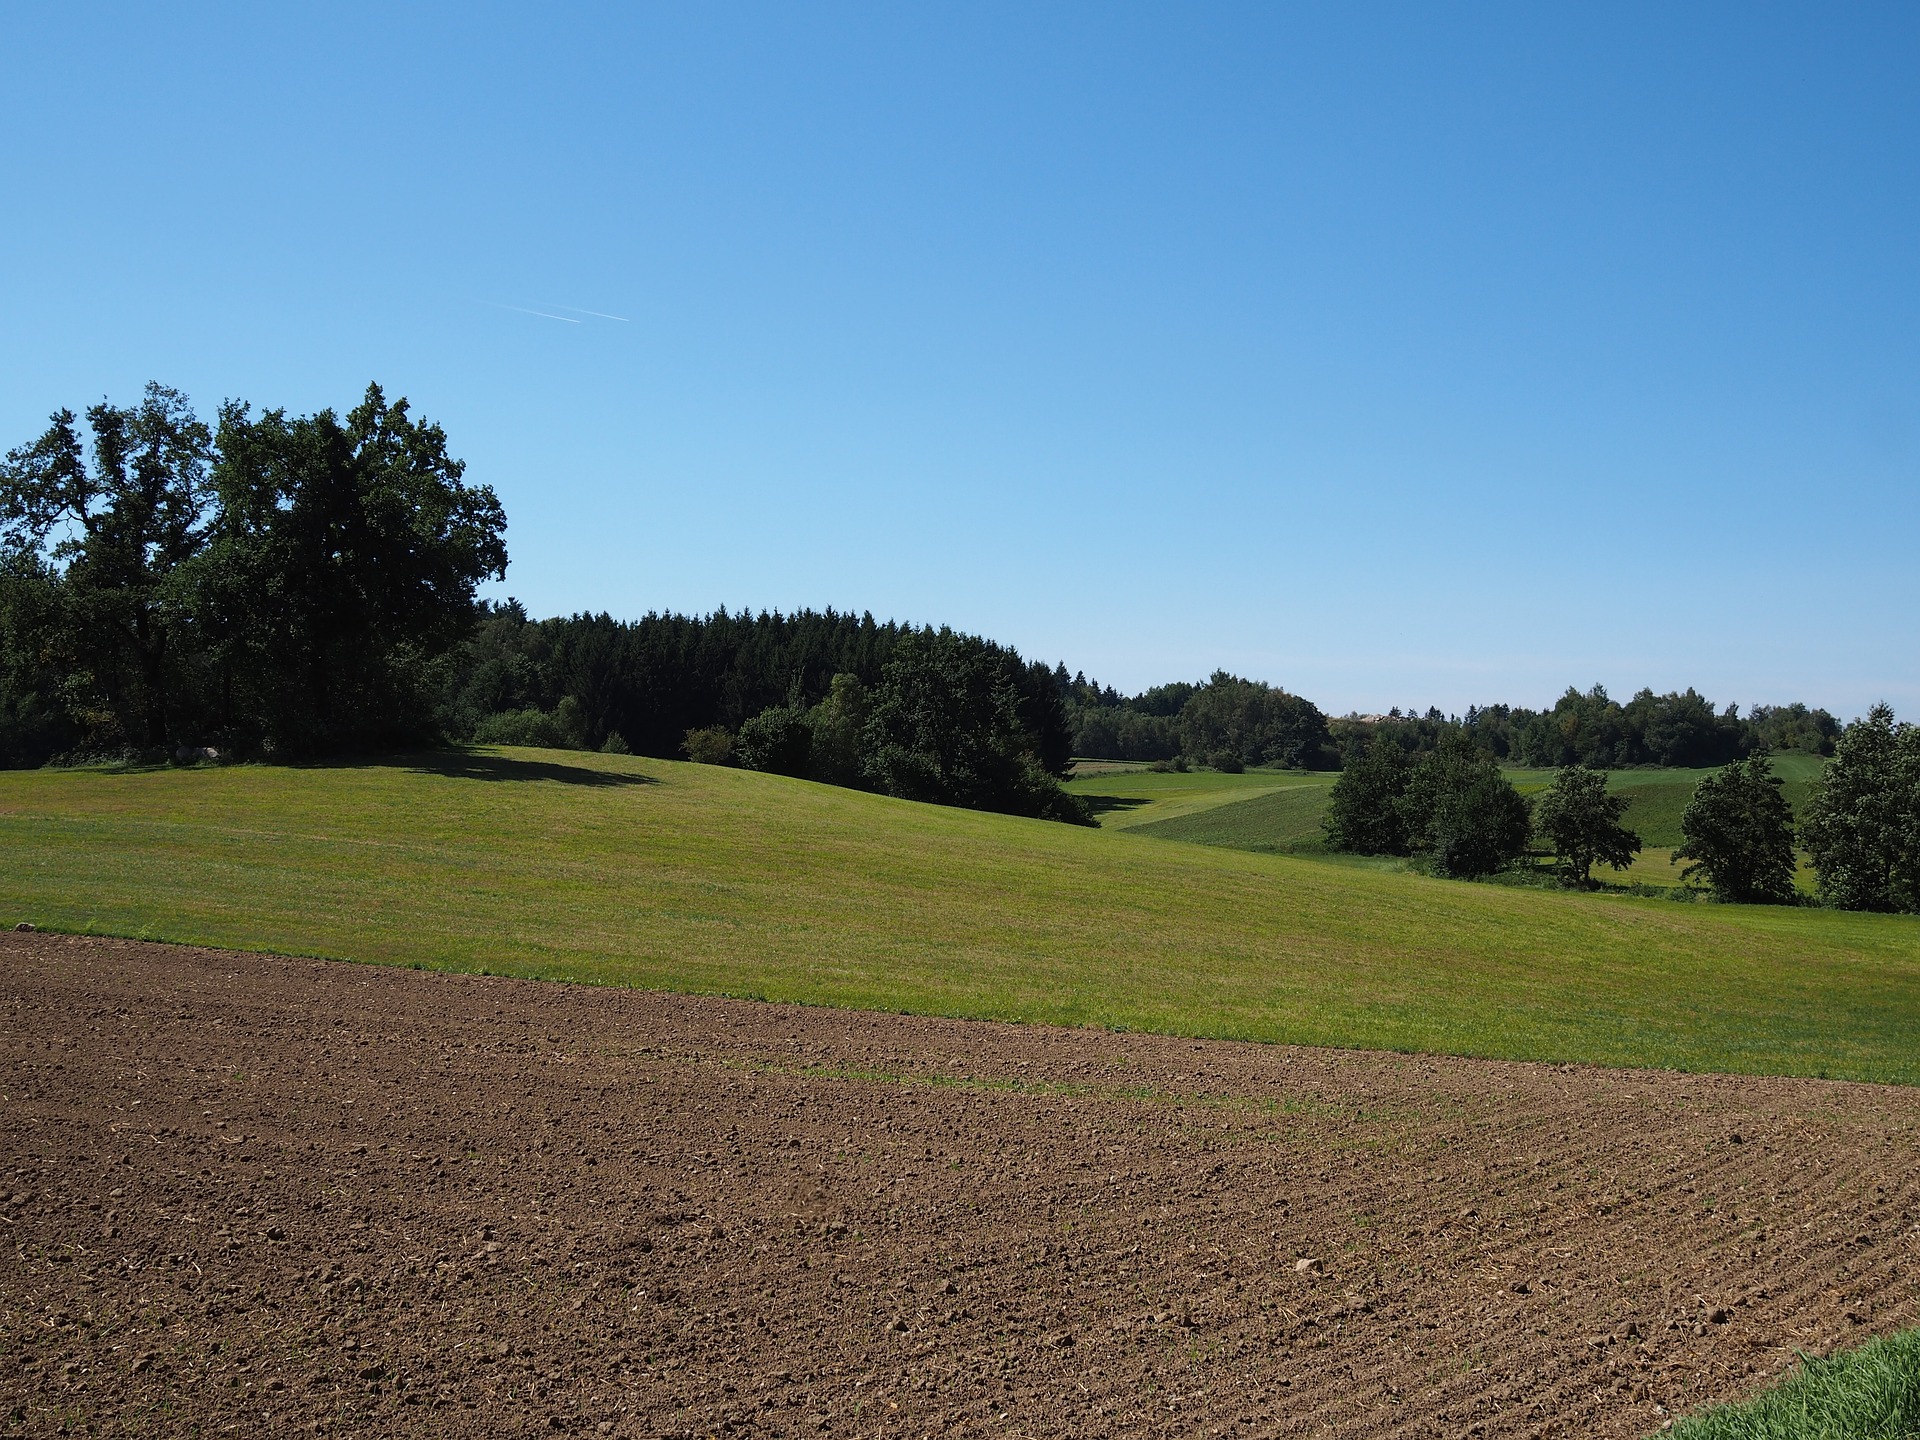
{"left": 1673, "top": 754, "right": 1796, "bottom": 903}
{"left": 1322, "top": 743, "right": 1411, "bottom": 854}
{"left": 1533, "top": 765, "right": 1641, "bottom": 888}
{"left": 1399, "top": 734, "right": 1532, "bottom": 879}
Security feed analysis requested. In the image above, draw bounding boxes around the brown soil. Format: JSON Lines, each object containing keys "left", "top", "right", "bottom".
{"left": 2, "top": 933, "right": 1917, "bottom": 1439}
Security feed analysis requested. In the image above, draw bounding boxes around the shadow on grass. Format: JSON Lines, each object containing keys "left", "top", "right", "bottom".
{"left": 1078, "top": 794, "right": 1152, "bottom": 819}
{"left": 328, "top": 749, "right": 656, "bottom": 788}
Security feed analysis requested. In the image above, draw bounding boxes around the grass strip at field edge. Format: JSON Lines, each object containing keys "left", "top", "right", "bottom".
{"left": 1663, "top": 1326, "right": 1920, "bottom": 1439}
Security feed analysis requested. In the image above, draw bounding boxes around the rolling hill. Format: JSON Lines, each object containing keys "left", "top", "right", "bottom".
{"left": 1, "top": 747, "right": 1912, "bottom": 1082}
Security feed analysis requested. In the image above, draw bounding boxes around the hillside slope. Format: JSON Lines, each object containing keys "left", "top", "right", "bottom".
{"left": 1, "top": 748, "right": 1914, "bottom": 1081}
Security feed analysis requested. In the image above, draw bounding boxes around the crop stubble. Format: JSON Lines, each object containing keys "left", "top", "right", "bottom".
{"left": 2, "top": 933, "right": 1916, "bottom": 1438}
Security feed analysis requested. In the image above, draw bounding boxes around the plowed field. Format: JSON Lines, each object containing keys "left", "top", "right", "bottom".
{"left": 3, "top": 933, "right": 1917, "bottom": 1438}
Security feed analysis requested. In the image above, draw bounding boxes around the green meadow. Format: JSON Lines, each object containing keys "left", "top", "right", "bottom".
{"left": 4, "top": 748, "right": 1916, "bottom": 1083}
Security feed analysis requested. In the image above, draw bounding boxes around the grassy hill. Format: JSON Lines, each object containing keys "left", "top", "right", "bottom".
{"left": 2, "top": 748, "right": 1914, "bottom": 1082}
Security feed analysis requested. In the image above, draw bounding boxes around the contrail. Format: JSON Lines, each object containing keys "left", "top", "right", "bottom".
{"left": 481, "top": 301, "right": 580, "bottom": 324}
{"left": 557, "top": 305, "right": 631, "bottom": 322}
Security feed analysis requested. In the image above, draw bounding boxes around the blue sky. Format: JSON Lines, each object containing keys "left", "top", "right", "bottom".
{"left": 3, "top": 4, "right": 1915, "bottom": 716}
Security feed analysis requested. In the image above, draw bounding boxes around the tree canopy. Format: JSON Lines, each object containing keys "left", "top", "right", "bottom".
{"left": 1399, "top": 735, "right": 1532, "bottom": 879}
{"left": 0, "top": 383, "right": 505, "bottom": 761}
{"left": 1800, "top": 704, "right": 1919, "bottom": 913}
{"left": 860, "top": 629, "right": 1085, "bottom": 824}
{"left": 1673, "top": 755, "right": 1798, "bottom": 904}
{"left": 1532, "top": 765, "right": 1641, "bottom": 888}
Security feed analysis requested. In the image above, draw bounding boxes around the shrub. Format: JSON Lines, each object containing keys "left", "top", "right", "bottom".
{"left": 472, "top": 707, "right": 574, "bottom": 749}
{"left": 735, "top": 706, "right": 814, "bottom": 777}
{"left": 681, "top": 726, "right": 735, "bottom": 766}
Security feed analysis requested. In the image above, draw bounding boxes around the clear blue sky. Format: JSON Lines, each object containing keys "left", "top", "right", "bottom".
{"left": 4, "top": 4, "right": 1915, "bottom": 717}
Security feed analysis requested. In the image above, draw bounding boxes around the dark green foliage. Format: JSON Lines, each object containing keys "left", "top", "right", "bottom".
{"left": 1801, "top": 704, "right": 1920, "bottom": 913}
{"left": 0, "top": 385, "right": 214, "bottom": 751}
{"left": 735, "top": 705, "right": 814, "bottom": 777}
{"left": 200, "top": 386, "right": 507, "bottom": 755}
{"left": 0, "top": 383, "right": 505, "bottom": 761}
{"left": 472, "top": 707, "right": 572, "bottom": 749}
{"left": 1071, "top": 704, "right": 1181, "bottom": 762}
{"left": 1674, "top": 755, "right": 1798, "bottom": 904}
{"left": 1488, "top": 685, "right": 1839, "bottom": 768}
{"left": 436, "top": 604, "right": 906, "bottom": 759}
{"left": 0, "top": 549, "right": 76, "bottom": 766}
{"left": 1746, "top": 702, "right": 1842, "bottom": 759}
{"left": 1065, "top": 674, "right": 1195, "bottom": 761}
{"left": 1177, "top": 671, "right": 1333, "bottom": 770}
{"left": 437, "top": 609, "right": 1086, "bottom": 823}
{"left": 1322, "top": 744, "right": 1411, "bottom": 855}
{"left": 681, "top": 726, "right": 735, "bottom": 766}
{"left": 1344, "top": 687, "right": 1840, "bottom": 771}
{"left": 804, "top": 673, "right": 869, "bottom": 787}
{"left": 1401, "top": 736, "right": 1532, "bottom": 879}
{"left": 1533, "top": 765, "right": 1641, "bottom": 888}
{"left": 861, "top": 629, "right": 1089, "bottom": 824}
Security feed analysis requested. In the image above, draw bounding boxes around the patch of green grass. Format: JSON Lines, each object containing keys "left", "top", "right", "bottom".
{"left": 1063, "top": 764, "right": 1320, "bottom": 829}
{"left": 1, "top": 748, "right": 1916, "bottom": 1082}
{"left": 1665, "top": 1327, "right": 1920, "bottom": 1439}
{"left": 1129, "top": 780, "right": 1336, "bottom": 853}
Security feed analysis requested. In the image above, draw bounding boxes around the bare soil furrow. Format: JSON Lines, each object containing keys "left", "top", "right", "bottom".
{"left": 2, "top": 932, "right": 1918, "bottom": 1439}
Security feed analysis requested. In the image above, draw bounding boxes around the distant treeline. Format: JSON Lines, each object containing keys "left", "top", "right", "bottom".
{"left": 1067, "top": 676, "right": 1840, "bottom": 770}
{"left": 441, "top": 604, "right": 1084, "bottom": 823}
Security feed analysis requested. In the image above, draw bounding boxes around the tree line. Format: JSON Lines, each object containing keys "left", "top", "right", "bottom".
{"left": 1069, "top": 677, "right": 1839, "bottom": 770}
{"left": 444, "top": 603, "right": 1084, "bottom": 823}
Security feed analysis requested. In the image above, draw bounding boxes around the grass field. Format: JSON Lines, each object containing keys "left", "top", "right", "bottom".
{"left": 4, "top": 747, "right": 1917, "bottom": 1083}
{"left": 1062, "top": 763, "right": 1325, "bottom": 829}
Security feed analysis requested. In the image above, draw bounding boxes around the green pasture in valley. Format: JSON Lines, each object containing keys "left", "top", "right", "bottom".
{"left": 1061, "top": 763, "right": 1324, "bottom": 830}
{"left": 1128, "top": 781, "right": 1336, "bottom": 853}
{"left": 3, "top": 748, "right": 1915, "bottom": 1082}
